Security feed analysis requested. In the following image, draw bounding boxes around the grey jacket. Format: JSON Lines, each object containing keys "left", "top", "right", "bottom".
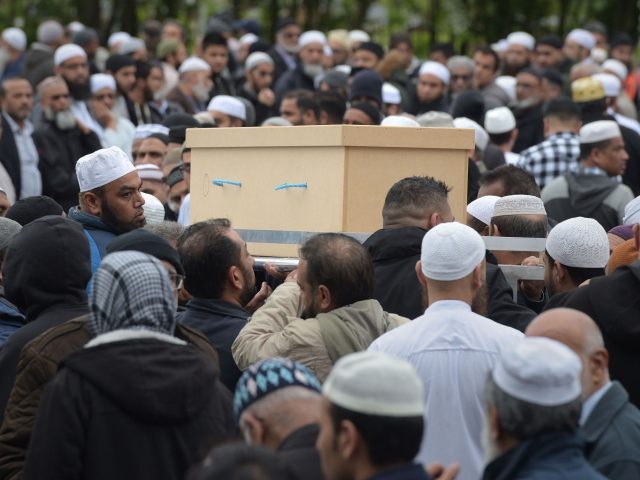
{"left": 583, "top": 381, "right": 640, "bottom": 479}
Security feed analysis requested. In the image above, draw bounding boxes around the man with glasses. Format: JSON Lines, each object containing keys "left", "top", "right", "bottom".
{"left": 512, "top": 67, "right": 545, "bottom": 153}
{"left": 133, "top": 133, "right": 168, "bottom": 167}
{"left": 238, "top": 52, "right": 276, "bottom": 125}
{"left": 33, "top": 76, "right": 101, "bottom": 211}
{"left": 447, "top": 56, "right": 474, "bottom": 105}
{"left": 268, "top": 18, "right": 302, "bottom": 83}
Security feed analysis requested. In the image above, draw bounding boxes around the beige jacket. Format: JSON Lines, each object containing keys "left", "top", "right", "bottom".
{"left": 232, "top": 282, "right": 408, "bottom": 382}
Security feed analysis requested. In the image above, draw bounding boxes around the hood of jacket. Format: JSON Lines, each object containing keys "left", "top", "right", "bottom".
{"left": 3, "top": 215, "right": 90, "bottom": 319}
{"left": 364, "top": 227, "right": 425, "bottom": 263}
{"left": 67, "top": 206, "right": 118, "bottom": 234}
{"left": 63, "top": 336, "right": 220, "bottom": 423}
{"left": 565, "top": 172, "right": 618, "bottom": 217}
{"left": 317, "top": 299, "right": 407, "bottom": 363}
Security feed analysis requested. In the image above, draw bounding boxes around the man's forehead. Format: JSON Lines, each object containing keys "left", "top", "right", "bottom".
{"left": 108, "top": 171, "right": 142, "bottom": 191}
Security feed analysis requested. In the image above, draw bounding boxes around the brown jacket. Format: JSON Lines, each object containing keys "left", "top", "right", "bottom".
{"left": 0, "top": 315, "right": 219, "bottom": 480}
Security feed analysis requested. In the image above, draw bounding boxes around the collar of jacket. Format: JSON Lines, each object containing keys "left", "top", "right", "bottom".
{"left": 367, "top": 463, "right": 432, "bottom": 480}
{"left": 581, "top": 381, "right": 629, "bottom": 444}
{"left": 67, "top": 206, "right": 119, "bottom": 234}
{"left": 483, "top": 432, "right": 585, "bottom": 480}
{"left": 364, "top": 226, "right": 426, "bottom": 261}
{"left": 278, "top": 423, "right": 320, "bottom": 453}
{"left": 186, "top": 297, "right": 250, "bottom": 319}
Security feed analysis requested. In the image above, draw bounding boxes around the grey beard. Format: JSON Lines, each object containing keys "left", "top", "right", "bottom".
{"left": 192, "top": 83, "right": 210, "bottom": 103}
{"left": 303, "top": 63, "right": 323, "bottom": 79}
{"left": 44, "top": 107, "right": 77, "bottom": 131}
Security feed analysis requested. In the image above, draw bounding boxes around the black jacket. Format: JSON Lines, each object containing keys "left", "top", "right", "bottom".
{"left": 268, "top": 46, "right": 295, "bottom": 84}
{"left": 0, "top": 216, "right": 90, "bottom": 424}
{"left": 238, "top": 84, "right": 276, "bottom": 126}
{"left": 0, "top": 113, "right": 22, "bottom": 198}
{"left": 178, "top": 298, "right": 249, "bottom": 391}
{"left": 512, "top": 102, "right": 545, "bottom": 153}
{"left": 33, "top": 120, "right": 102, "bottom": 212}
{"left": 547, "top": 261, "right": 640, "bottom": 408}
{"left": 364, "top": 227, "right": 535, "bottom": 330}
{"left": 274, "top": 64, "right": 315, "bottom": 106}
{"left": 582, "top": 382, "right": 640, "bottom": 479}
{"left": 278, "top": 424, "right": 324, "bottom": 480}
{"left": 482, "top": 432, "right": 606, "bottom": 480}
{"left": 24, "top": 337, "right": 237, "bottom": 480}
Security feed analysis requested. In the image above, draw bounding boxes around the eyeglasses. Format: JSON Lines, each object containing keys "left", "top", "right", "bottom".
{"left": 169, "top": 273, "right": 185, "bottom": 290}
{"left": 50, "top": 93, "right": 70, "bottom": 101}
{"left": 452, "top": 74, "right": 471, "bottom": 81}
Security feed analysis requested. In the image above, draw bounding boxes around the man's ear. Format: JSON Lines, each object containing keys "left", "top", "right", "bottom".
{"left": 339, "top": 420, "right": 360, "bottom": 461}
{"left": 80, "top": 192, "right": 102, "bottom": 216}
{"left": 228, "top": 265, "right": 244, "bottom": 291}
{"left": 415, "top": 260, "right": 428, "bottom": 287}
{"left": 317, "top": 284, "right": 333, "bottom": 311}
{"left": 490, "top": 223, "right": 501, "bottom": 237}
{"left": 428, "top": 212, "right": 441, "bottom": 229}
{"left": 240, "top": 412, "right": 265, "bottom": 446}
{"left": 553, "top": 261, "right": 565, "bottom": 283}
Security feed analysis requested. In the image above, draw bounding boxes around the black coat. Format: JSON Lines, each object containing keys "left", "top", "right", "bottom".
{"left": 582, "top": 382, "right": 640, "bottom": 479}
{"left": 364, "top": 227, "right": 535, "bottom": 330}
{"left": 512, "top": 103, "right": 545, "bottom": 153}
{"left": 24, "top": 337, "right": 237, "bottom": 480}
{"left": 33, "top": 120, "right": 102, "bottom": 212}
{"left": 0, "top": 217, "right": 90, "bottom": 424}
{"left": 482, "top": 432, "right": 606, "bottom": 480}
{"left": 238, "top": 84, "right": 276, "bottom": 125}
{"left": 546, "top": 261, "right": 640, "bottom": 408}
{"left": 274, "top": 64, "right": 315, "bottom": 106}
{"left": 268, "top": 46, "right": 295, "bottom": 84}
{"left": 278, "top": 424, "right": 325, "bottom": 480}
{"left": 178, "top": 298, "right": 249, "bottom": 391}
{"left": 0, "top": 113, "right": 22, "bottom": 198}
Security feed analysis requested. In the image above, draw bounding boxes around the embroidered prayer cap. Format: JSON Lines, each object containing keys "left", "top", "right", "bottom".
{"left": 492, "top": 195, "right": 546, "bottom": 218}
{"left": 546, "top": 217, "right": 609, "bottom": 268}
{"left": 90, "top": 73, "right": 116, "bottom": 94}
{"left": 566, "top": 28, "right": 596, "bottom": 50}
{"left": 245, "top": 52, "right": 274, "bottom": 71}
{"left": 233, "top": 357, "right": 322, "bottom": 419}
{"left": 623, "top": 195, "right": 640, "bottom": 224}
{"left": 492, "top": 337, "right": 582, "bottom": 406}
{"left": 323, "top": 351, "right": 423, "bottom": 417}
{"left": 420, "top": 222, "right": 486, "bottom": 281}
{"left": 135, "top": 164, "right": 163, "bottom": 181}
{"left": 592, "top": 73, "right": 621, "bottom": 98}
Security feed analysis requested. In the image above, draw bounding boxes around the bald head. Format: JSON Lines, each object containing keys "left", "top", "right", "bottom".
{"left": 526, "top": 308, "right": 609, "bottom": 399}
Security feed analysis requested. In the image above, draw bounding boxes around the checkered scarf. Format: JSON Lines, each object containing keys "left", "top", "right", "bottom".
{"left": 90, "top": 251, "right": 177, "bottom": 337}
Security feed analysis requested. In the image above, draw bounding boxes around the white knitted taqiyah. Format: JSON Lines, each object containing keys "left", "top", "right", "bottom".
{"left": 506, "top": 31, "right": 535, "bottom": 50}
{"left": 381, "top": 115, "right": 420, "bottom": 127}
{"left": 492, "top": 337, "right": 582, "bottom": 406}
{"left": 323, "top": 351, "right": 424, "bottom": 416}
{"left": 545, "top": 217, "right": 610, "bottom": 268}
{"left": 420, "top": 222, "right": 486, "bottom": 281}
{"left": 207, "top": 95, "right": 246, "bottom": 121}
{"left": 579, "top": 120, "right": 621, "bottom": 144}
{"left": 566, "top": 29, "right": 596, "bottom": 50}
{"left": 453, "top": 117, "right": 489, "bottom": 151}
{"left": 76, "top": 146, "right": 135, "bottom": 192}
{"left": 299, "top": 31, "right": 327, "bottom": 48}
{"left": 467, "top": 195, "right": 500, "bottom": 226}
{"left": 484, "top": 107, "right": 516, "bottom": 134}
{"left": 418, "top": 61, "right": 450, "bottom": 85}
{"left": 141, "top": 192, "right": 165, "bottom": 225}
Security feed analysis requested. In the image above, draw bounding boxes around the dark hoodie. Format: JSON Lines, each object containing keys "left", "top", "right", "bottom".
{"left": 0, "top": 216, "right": 90, "bottom": 423}
{"left": 24, "top": 338, "right": 236, "bottom": 480}
{"left": 364, "top": 226, "right": 535, "bottom": 330}
{"left": 543, "top": 172, "right": 626, "bottom": 231}
{"left": 541, "top": 261, "right": 640, "bottom": 408}
{"left": 68, "top": 206, "right": 119, "bottom": 272}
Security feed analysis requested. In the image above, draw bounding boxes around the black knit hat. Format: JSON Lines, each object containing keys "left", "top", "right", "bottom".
{"left": 105, "top": 54, "right": 135, "bottom": 73}
{"left": 6, "top": 196, "right": 63, "bottom": 226}
{"left": 350, "top": 101, "right": 381, "bottom": 125}
{"left": 349, "top": 69, "right": 383, "bottom": 106}
{"left": 106, "top": 229, "right": 184, "bottom": 275}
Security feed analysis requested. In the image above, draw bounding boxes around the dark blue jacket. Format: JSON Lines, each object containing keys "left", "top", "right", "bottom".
{"left": 369, "top": 464, "right": 431, "bottom": 480}
{"left": 583, "top": 381, "right": 640, "bottom": 479}
{"left": 0, "top": 296, "right": 24, "bottom": 349}
{"left": 482, "top": 432, "right": 607, "bottom": 480}
{"left": 67, "top": 207, "right": 119, "bottom": 273}
{"left": 178, "top": 298, "right": 248, "bottom": 391}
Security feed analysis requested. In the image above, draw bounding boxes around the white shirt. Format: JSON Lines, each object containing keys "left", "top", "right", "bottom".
{"left": 71, "top": 99, "right": 103, "bottom": 139}
{"left": 580, "top": 381, "right": 612, "bottom": 426}
{"left": 369, "top": 300, "right": 523, "bottom": 480}
{"left": 3, "top": 112, "right": 41, "bottom": 198}
{"left": 505, "top": 151, "right": 521, "bottom": 166}
{"left": 177, "top": 193, "right": 190, "bottom": 226}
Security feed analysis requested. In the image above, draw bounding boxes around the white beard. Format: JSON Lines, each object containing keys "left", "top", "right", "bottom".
{"left": 303, "top": 63, "right": 323, "bottom": 79}
{"left": 44, "top": 107, "right": 77, "bottom": 131}
{"left": 481, "top": 416, "right": 501, "bottom": 465}
{"left": 192, "top": 82, "right": 210, "bottom": 102}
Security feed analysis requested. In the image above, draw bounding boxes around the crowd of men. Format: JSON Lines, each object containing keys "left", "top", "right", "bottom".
{"left": 0, "top": 13, "right": 638, "bottom": 480}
